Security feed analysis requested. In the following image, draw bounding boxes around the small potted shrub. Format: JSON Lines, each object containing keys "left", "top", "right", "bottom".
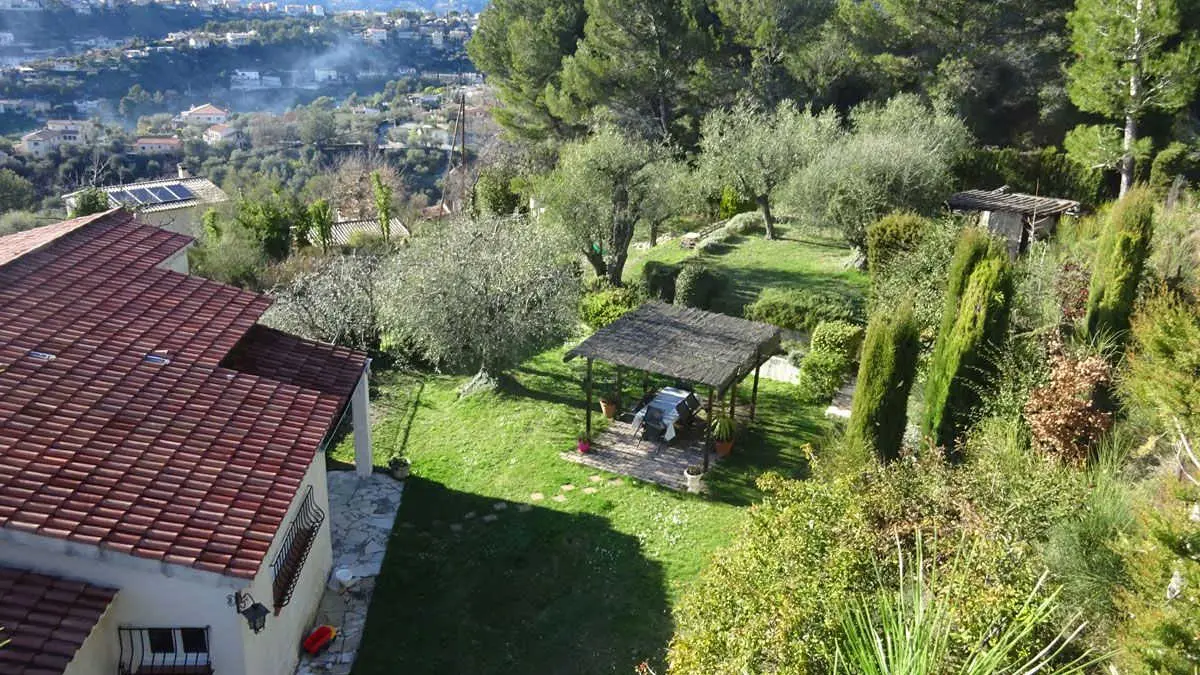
{"left": 388, "top": 455, "right": 411, "bottom": 480}
{"left": 684, "top": 464, "right": 704, "bottom": 493}
{"left": 710, "top": 413, "right": 736, "bottom": 457}
{"left": 577, "top": 435, "right": 591, "bottom": 454}
{"left": 599, "top": 387, "right": 621, "bottom": 419}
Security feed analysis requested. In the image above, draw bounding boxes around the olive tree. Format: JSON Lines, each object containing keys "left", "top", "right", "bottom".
{"left": 699, "top": 101, "right": 840, "bottom": 239}
{"left": 785, "top": 95, "right": 971, "bottom": 251}
{"left": 379, "top": 214, "right": 579, "bottom": 379}
{"left": 539, "top": 126, "right": 669, "bottom": 285}
{"left": 263, "top": 253, "right": 384, "bottom": 351}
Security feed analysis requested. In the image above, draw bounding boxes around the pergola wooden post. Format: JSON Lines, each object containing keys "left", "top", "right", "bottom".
{"left": 703, "top": 387, "right": 714, "bottom": 471}
{"left": 615, "top": 367, "right": 623, "bottom": 412}
{"left": 750, "top": 349, "right": 761, "bottom": 421}
{"left": 584, "top": 358, "right": 593, "bottom": 438}
{"left": 729, "top": 376, "right": 738, "bottom": 419}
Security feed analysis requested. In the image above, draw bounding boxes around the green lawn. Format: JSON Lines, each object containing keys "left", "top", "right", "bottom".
{"left": 627, "top": 225, "right": 868, "bottom": 317}
{"left": 340, "top": 231, "right": 862, "bottom": 674}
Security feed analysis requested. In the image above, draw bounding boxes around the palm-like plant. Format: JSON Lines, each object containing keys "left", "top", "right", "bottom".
{"left": 836, "top": 539, "right": 1105, "bottom": 675}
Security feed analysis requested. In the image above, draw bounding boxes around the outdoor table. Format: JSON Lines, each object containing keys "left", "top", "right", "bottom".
{"left": 631, "top": 387, "right": 697, "bottom": 442}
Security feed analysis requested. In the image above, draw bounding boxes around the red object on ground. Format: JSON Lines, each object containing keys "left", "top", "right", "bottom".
{"left": 303, "top": 625, "right": 337, "bottom": 655}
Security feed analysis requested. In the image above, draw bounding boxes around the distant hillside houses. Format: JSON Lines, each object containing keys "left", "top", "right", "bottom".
{"left": 16, "top": 120, "right": 99, "bottom": 158}
{"left": 133, "top": 136, "right": 183, "bottom": 155}
{"left": 179, "top": 102, "right": 230, "bottom": 125}
{"left": 203, "top": 123, "right": 238, "bottom": 145}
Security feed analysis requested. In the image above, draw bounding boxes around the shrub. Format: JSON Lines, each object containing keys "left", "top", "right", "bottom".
{"left": 717, "top": 184, "right": 756, "bottom": 220}
{"left": 579, "top": 286, "right": 642, "bottom": 329}
{"left": 798, "top": 349, "right": 850, "bottom": 404}
{"left": 1149, "top": 141, "right": 1198, "bottom": 189}
{"left": 1084, "top": 187, "right": 1156, "bottom": 347}
{"left": 1024, "top": 350, "right": 1114, "bottom": 463}
{"left": 1121, "top": 291, "right": 1200, "bottom": 434}
{"left": 744, "top": 287, "right": 865, "bottom": 333}
{"left": 810, "top": 320, "right": 865, "bottom": 360}
{"left": 845, "top": 304, "right": 921, "bottom": 463}
{"left": 674, "top": 263, "right": 725, "bottom": 310}
{"left": 640, "top": 260, "right": 681, "bottom": 303}
{"left": 922, "top": 238, "right": 1014, "bottom": 452}
{"left": 869, "top": 218, "right": 963, "bottom": 336}
{"left": 866, "top": 212, "right": 931, "bottom": 274}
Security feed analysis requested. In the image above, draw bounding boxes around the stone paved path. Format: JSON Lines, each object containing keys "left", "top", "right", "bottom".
{"left": 295, "top": 471, "right": 404, "bottom": 675}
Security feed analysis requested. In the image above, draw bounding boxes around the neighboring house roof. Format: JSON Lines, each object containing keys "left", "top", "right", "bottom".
{"left": 135, "top": 136, "right": 183, "bottom": 145}
{"left": 0, "top": 565, "right": 117, "bottom": 675}
{"left": 183, "top": 103, "right": 228, "bottom": 116}
{"left": 62, "top": 177, "right": 228, "bottom": 214}
{"left": 20, "top": 129, "right": 60, "bottom": 142}
{"left": 329, "top": 217, "right": 409, "bottom": 245}
{"left": 0, "top": 210, "right": 368, "bottom": 578}
{"left": 205, "top": 123, "right": 234, "bottom": 135}
{"left": 948, "top": 189, "right": 1081, "bottom": 217}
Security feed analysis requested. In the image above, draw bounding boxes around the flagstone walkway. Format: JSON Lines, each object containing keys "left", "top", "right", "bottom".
{"left": 296, "top": 471, "right": 404, "bottom": 675}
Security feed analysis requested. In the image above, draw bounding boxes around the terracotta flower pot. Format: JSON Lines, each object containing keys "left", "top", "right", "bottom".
{"left": 600, "top": 398, "right": 619, "bottom": 419}
{"left": 715, "top": 439, "right": 733, "bottom": 457}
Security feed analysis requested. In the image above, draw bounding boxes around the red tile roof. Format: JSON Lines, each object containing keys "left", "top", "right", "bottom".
{"left": 0, "top": 211, "right": 368, "bottom": 579}
{"left": 0, "top": 565, "right": 117, "bottom": 675}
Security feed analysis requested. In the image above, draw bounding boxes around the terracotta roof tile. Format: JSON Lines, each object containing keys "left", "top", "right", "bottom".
{"left": 0, "top": 212, "right": 368, "bottom": 579}
{"left": 0, "top": 565, "right": 117, "bottom": 675}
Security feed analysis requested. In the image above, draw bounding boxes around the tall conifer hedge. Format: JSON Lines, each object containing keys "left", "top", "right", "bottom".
{"left": 846, "top": 302, "right": 921, "bottom": 463}
{"left": 1084, "top": 186, "right": 1156, "bottom": 346}
{"left": 922, "top": 230, "right": 1013, "bottom": 452}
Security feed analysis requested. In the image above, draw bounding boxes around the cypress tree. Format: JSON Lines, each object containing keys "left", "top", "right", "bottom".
{"left": 922, "top": 237, "right": 1014, "bottom": 452}
{"left": 1085, "top": 186, "right": 1156, "bottom": 347}
{"left": 846, "top": 302, "right": 921, "bottom": 463}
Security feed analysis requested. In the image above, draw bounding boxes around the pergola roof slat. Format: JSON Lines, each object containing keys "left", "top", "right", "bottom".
{"left": 565, "top": 303, "right": 781, "bottom": 392}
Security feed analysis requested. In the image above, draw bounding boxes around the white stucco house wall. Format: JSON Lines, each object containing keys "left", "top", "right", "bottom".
{"left": 0, "top": 209, "right": 375, "bottom": 675}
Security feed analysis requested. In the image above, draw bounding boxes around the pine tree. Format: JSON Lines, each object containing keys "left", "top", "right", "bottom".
{"left": 845, "top": 302, "right": 921, "bottom": 463}
{"left": 1084, "top": 186, "right": 1156, "bottom": 345}
{"left": 922, "top": 232, "right": 1014, "bottom": 452}
{"left": 1066, "top": 0, "right": 1199, "bottom": 196}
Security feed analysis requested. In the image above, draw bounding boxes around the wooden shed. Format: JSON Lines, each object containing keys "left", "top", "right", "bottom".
{"left": 948, "top": 188, "right": 1080, "bottom": 256}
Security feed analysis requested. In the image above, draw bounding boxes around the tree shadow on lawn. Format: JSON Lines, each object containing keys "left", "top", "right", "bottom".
{"left": 354, "top": 477, "right": 672, "bottom": 675}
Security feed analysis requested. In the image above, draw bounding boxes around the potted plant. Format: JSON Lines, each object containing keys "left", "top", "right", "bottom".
{"left": 684, "top": 464, "right": 704, "bottom": 493}
{"left": 599, "top": 387, "right": 621, "bottom": 419}
{"left": 577, "top": 435, "right": 591, "bottom": 454}
{"left": 711, "top": 413, "right": 735, "bottom": 457}
{"left": 388, "top": 455, "right": 411, "bottom": 480}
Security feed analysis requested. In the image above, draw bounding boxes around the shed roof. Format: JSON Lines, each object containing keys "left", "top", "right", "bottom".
{"left": 565, "top": 302, "right": 780, "bottom": 392}
{"left": 948, "top": 189, "right": 1080, "bottom": 217}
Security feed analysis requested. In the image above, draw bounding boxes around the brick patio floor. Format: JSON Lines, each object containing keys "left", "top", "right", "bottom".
{"left": 559, "top": 416, "right": 716, "bottom": 491}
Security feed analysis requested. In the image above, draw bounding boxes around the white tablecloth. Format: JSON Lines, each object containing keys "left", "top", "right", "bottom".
{"left": 631, "top": 387, "right": 694, "bottom": 442}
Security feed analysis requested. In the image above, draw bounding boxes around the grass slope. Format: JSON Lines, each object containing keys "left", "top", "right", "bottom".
{"left": 339, "top": 231, "right": 861, "bottom": 674}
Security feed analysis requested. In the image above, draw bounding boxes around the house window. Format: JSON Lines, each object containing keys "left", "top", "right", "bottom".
{"left": 271, "top": 484, "right": 326, "bottom": 613}
{"left": 119, "top": 627, "right": 212, "bottom": 675}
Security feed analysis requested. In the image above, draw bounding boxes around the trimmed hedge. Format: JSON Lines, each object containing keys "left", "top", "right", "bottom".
{"left": 1085, "top": 186, "right": 1156, "bottom": 346}
{"left": 845, "top": 303, "right": 921, "bottom": 463}
{"left": 580, "top": 286, "right": 642, "bottom": 329}
{"left": 744, "top": 287, "right": 865, "bottom": 333}
{"left": 674, "top": 263, "right": 726, "bottom": 310}
{"left": 798, "top": 349, "right": 850, "bottom": 404}
{"left": 956, "top": 146, "right": 1110, "bottom": 206}
{"left": 810, "top": 320, "right": 864, "bottom": 360}
{"left": 641, "top": 260, "right": 681, "bottom": 303}
{"left": 866, "top": 212, "right": 931, "bottom": 274}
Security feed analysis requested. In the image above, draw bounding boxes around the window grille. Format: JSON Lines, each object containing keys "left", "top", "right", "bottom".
{"left": 118, "top": 626, "right": 212, "bottom": 675}
{"left": 271, "top": 484, "right": 326, "bottom": 613}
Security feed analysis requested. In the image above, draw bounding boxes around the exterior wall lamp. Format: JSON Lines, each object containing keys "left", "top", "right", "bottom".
{"left": 234, "top": 591, "right": 269, "bottom": 634}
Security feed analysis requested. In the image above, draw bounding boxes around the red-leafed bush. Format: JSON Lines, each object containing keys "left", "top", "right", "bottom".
{"left": 1024, "top": 350, "right": 1113, "bottom": 463}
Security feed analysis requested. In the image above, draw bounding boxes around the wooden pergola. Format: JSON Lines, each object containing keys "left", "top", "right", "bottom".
{"left": 564, "top": 302, "right": 781, "bottom": 470}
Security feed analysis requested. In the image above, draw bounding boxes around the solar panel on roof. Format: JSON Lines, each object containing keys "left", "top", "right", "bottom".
{"left": 109, "top": 190, "right": 138, "bottom": 205}
{"left": 167, "top": 183, "right": 195, "bottom": 200}
{"left": 149, "top": 186, "right": 177, "bottom": 202}
{"left": 129, "top": 188, "right": 159, "bottom": 204}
